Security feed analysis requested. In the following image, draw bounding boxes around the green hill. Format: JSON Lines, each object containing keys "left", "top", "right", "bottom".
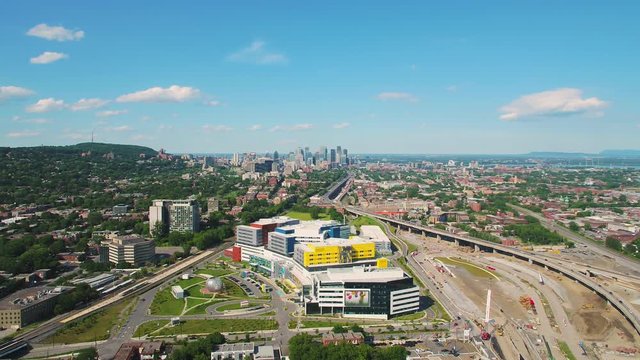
{"left": 0, "top": 142, "right": 157, "bottom": 159}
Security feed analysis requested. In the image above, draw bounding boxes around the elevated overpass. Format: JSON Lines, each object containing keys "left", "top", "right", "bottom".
{"left": 319, "top": 174, "right": 353, "bottom": 203}
{"left": 345, "top": 206, "right": 640, "bottom": 336}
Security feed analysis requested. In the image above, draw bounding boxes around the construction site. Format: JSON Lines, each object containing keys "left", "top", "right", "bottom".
{"left": 398, "top": 228, "right": 640, "bottom": 360}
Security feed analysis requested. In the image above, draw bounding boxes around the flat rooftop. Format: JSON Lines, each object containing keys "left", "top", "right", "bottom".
{"left": 359, "top": 225, "right": 389, "bottom": 241}
{"left": 112, "top": 235, "right": 151, "bottom": 245}
{"left": 315, "top": 266, "right": 407, "bottom": 283}
{"left": 0, "top": 286, "right": 68, "bottom": 310}
{"left": 253, "top": 216, "right": 298, "bottom": 225}
{"left": 298, "top": 237, "right": 374, "bottom": 250}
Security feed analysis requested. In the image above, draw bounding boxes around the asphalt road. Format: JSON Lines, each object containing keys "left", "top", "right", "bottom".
{"left": 509, "top": 204, "right": 640, "bottom": 276}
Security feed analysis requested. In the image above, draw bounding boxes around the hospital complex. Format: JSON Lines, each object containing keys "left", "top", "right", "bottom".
{"left": 225, "top": 216, "right": 420, "bottom": 319}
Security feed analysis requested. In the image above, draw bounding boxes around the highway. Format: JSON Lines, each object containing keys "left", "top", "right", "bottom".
{"left": 345, "top": 206, "right": 640, "bottom": 337}
{"left": 509, "top": 204, "right": 640, "bottom": 276}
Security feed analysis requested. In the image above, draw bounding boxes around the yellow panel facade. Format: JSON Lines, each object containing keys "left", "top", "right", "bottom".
{"left": 302, "top": 242, "right": 376, "bottom": 267}
{"left": 376, "top": 258, "right": 389, "bottom": 268}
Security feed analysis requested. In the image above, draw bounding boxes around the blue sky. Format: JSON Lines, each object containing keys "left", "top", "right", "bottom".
{"left": 1, "top": 1, "right": 638, "bottom": 154}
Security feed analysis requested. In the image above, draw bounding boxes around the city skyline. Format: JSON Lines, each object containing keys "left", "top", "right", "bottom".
{"left": 1, "top": 1, "right": 639, "bottom": 154}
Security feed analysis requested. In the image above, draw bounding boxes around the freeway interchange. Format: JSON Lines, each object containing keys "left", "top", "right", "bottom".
{"left": 344, "top": 206, "right": 640, "bottom": 339}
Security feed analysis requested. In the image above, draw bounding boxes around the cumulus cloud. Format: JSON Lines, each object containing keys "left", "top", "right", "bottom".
{"left": 7, "top": 130, "right": 41, "bottom": 138}
{"left": 499, "top": 88, "right": 608, "bottom": 121}
{"left": 26, "top": 98, "right": 66, "bottom": 113}
{"left": 333, "top": 122, "right": 350, "bottom": 129}
{"left": 109, "top": 125, "right": 132, "bottom": 132}
{"left": 204, "top": 100, "right": 221, "bottom": 107}
{"left": 269, "top": 123, "right": 313, "bottom": 132}
{"left": 70, "top": 98, "right": 109, "bottom": 111}
{"left": 116, "top": 85, "right": 200, "bottom": 103}
{"left": 202, "top": 124, "right": 233, "bottom": 132}
{"left": 97, "top": 109, "right": 128, "bottom": 117}
{"left": 227, "top": 40, "right": 288, "bottom": 65}
{"left": 0, "top": 86, "right": 35, "bottom": 101}
{"left": 22, "top": 118, "right": 51, "bottom": 125}
{"left": 30, "top": 51, "right": 68, "bottom": 64}
{"left": 27, "top": 24, "right": 84, "bottom": 41}
{"left": 376, "top": 92, "right": 418, "bottom": 102}
{"left": 291, "top": 123, "right": 313, "bottom": 130}
{"left": 248, "top": 124, "right": 262, "bottom": 131}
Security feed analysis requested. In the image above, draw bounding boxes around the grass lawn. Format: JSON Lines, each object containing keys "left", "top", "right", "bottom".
{"left": 394, "top": 311, "right": 425, "bottom": 321}
{"left": 138, "top": 319, "right": 277, "bottom": 336}
{"left": 285, "top": 211, "right": 330, "bottom": 221}
{"left": 48, "top": 299, "right": 133, "bottom": 344}
{"left": 150, "top": 288, "right": 185, "bottom": 315}
{"left": 196, "top": 269, "right": 234, "bottom": 277}
{"left": 186, "top": 297, "right": 208, "bottom": 308}
{"left": 259, "top": 311, "right": 276, "bottom": 317}
{"left": 222, "top": 278, "right": 248, "bottom": 298}
{"left": 176, "top": 277, "right": 204, "bottom": 288}
{"left": 298, "top": 320, "right": 351, "bottom": 329}
{"left": 558, "top": 341, "right": 577, "bottom": 360}
{"left": 134, "top": 320, "right": 169, "bottom": 337}
{"left": 435, "top": 257, "right": 498, "bottom": 279}
{"left": 183, "top": 299, "right": 225, "bottom": 315}
{"left": 351, "top": 216, "right": 382, "bottom": 230}
{"left": 217, "top": 302, "right": 261, "bottom": 311}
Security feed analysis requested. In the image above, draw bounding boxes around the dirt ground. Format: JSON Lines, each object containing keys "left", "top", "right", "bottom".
{"left": 444, "top": 260, "right": 529, "bottom": 322}
{"left": 563, "top": 280, "right": 640, "bottom": 351}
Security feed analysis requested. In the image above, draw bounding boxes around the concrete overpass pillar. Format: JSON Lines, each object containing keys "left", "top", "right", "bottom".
{"left": 436, "top": 235, "right": 441, "bottom": 241}
{"left": 474, "top": 244, "right": 480, "bottom": 252}
{"left": 454, "top": 239, "right": 460, "bottom": 246}
{"left": 528, "top": 259, "right": 533, "bottom": 265}
{"left": 493, "top": 249, "right": 497, "bottom": 254}
{"left": 422, "top": 231, "right": 426, "bottom": 237}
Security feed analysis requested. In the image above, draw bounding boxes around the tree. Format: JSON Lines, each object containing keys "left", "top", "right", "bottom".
{"left": 606, "top": 237, "right": 623, "bottom": 252}
{"left": 583, "top": 222, "right": 592, "bottom": 231}
{"left": 569, "top": 222, "right": 580, "bottom": 232}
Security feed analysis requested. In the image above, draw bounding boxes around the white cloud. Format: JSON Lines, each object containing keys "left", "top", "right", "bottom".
{"left": 110, "top": 125, "right": 132, "bottom": 132}
{"left": 227, "top": 40, "right": 288, "bottom": 65}
{"left": 26, "top": 98, "right": 66, "bottom": 113}
{"left": 499, "top": 88, "right": 608, "bottom": 121}
{"left": 269, "top": 123, "right": 313, "bottom": 132}
{"left": 158, "top": 124, "right": 173, "bottom": 130}
{"left": 97, "top": 109, "right": 128, "bottom": 117}
{"left": 376, "top": 92, "right": 418, "bottom": 102}
{"left": 0, "top": 86, "right": 35, "bottom": 101}
{"left": 204, "top": 100, "right": 221, "bottom": 107}
{"left": 7, "top": 130, "right": 41, "bottom": 138}
{"left": 27, "top": 24, "right": 84, "bottom": 41}
{"left": 116, "top": 85, "right": 200, "bottom": 103}
{"left": 446, "top": 85, "right": 458, "bottom": 92}
{"left": 333, "top": 122, "right": 350, "bottom": 129}
{"left": 291, "top": 123, "right": 313, "bottom": 130}
{"left": 30, "top": 51, "right": 68, "bottom": 64}
{"left": 248, "top": 124, "right": 262, "bottom": 131}
{"left": 24, "top": 118, "right": 51, "bottom": 125}
{"left": 70, "top": 98, "right": 109, "bottom": 111}
{"left": 202, "top": 124, "right": 233, "bottom": 132}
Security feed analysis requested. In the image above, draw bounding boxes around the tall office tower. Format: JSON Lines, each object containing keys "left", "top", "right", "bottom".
{"left": 330, "top": 149, "right": 336, "bottom": 164}
{"left": 304, "top": 147, "right": 310, "bottom": 161}
{"left": 231, "top": 153, "right": 240, "bottom": 166}
{"left": 336, "top": 146, "right": 342, "bottom": 164}
{"left": 273, "top": 150, "right": 279, "bottom": 160}
{"left": 149, "top": 199, "right": 200, "bottom": 234}
{"left": 342, "top": 149, "right": 348, "bottom": 164}
{"left": 319, "top": 146, "right": 327, "bottom": 161}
